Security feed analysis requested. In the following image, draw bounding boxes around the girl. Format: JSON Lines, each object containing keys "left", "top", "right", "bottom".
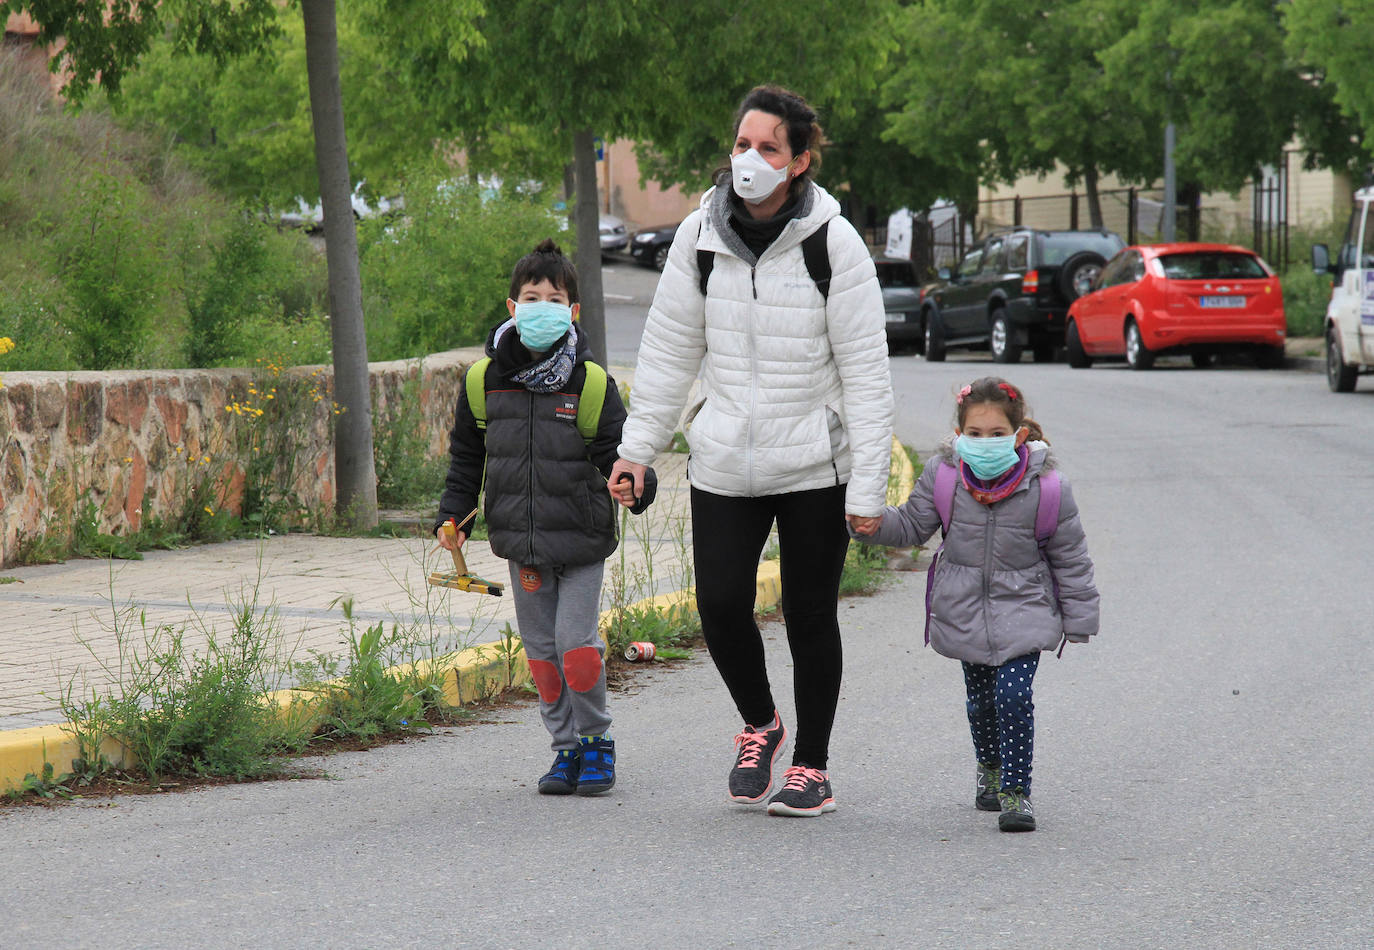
{"left": 852, "top": 377, "right": 1098, "bottom": 831}
{"left": 609, "top": 85, "right": 893, "bottom": 818}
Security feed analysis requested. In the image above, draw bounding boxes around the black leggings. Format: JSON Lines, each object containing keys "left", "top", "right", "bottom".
{"left": 691, "top": 484, "right": 849, "bottom": 770}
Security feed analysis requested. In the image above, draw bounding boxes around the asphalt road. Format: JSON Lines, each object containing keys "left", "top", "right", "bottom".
{"left": 2, "top": 265, "right": 1371, "bottom": 948}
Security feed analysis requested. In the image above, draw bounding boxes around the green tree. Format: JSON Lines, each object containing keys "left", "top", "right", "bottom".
{"left": 364, "top": 0, "right": 899, "bottom": 364}
{"left": 1282, "top": 0, "right": 1374, "bottom": 170}
{"left": 6, "top": 0, "right": 383, "bottom": 527}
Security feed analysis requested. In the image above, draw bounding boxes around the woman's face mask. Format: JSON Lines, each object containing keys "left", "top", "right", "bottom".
{"left": 730, "top": 148, "right": 794, "bottom": 204}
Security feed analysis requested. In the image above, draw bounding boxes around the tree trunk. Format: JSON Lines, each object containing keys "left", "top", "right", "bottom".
{"left": 1084, "top": 166, "right": 1104, "bottom": 230}
{"left": 572, "top": 129, "right": 607, "bottom": 366}
{"left": 301, "top": 0, "right": 377, "bottom": 529}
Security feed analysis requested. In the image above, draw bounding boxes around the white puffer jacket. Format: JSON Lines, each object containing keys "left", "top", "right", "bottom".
{"left": 618, "top": 183, "right": 894, "bottom": 514}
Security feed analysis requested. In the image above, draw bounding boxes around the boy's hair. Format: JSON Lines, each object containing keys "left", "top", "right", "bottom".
{"left": 712, "top": 83, "right": 823, "bottom": 199}
{"left": 955, "top": 376, "right": 1047, "bottom": 443}
{"left": 508, "top": 238, "right": 579, "bottom": 303}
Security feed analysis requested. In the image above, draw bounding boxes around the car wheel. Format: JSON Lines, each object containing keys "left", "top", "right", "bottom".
{"left": 652, "top": 244, "right": 670, "bottom": 271}
{"left": 1065, "top": 320, "right": 1092, "bottom": 369}
{"left": 989, "top": 309, "right": 1023, "bottom": 363}
{"left": 1125, "top": 320, "right": 1154, "bottom": 370}
{"left": 1255, "top": 345, "right": 1286, "bottom": 369}
{"left": 1326, "top": 325, "right": 1358, "bottom": 392}
{"left": 924, "top": 309, "right": 947, "bottom": 362}
{"left": 1191, "top": 351, "right": 1215, "bottom": 369}
{"left": 1058, "top": 251, "right": 1107, "bottom": 301}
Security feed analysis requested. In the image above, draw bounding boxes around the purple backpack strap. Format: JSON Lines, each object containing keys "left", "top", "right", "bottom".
{"left": 924, "top": 462, "right": 959, "bottom": 645}
{"left": 1035, "top": 470, "right": 1067, "bottom": 655}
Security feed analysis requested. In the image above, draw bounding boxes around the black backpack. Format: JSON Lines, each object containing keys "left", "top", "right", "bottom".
{"left": 696, "top": 220, "right": 832, "bottom": 300}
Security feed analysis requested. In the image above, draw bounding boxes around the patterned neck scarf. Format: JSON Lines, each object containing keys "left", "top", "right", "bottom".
{"left": 511, "top": 322, "right": 579, "bottom": 393}
{"left": 960, "top": 443, "right": 1030, "bottom": 505}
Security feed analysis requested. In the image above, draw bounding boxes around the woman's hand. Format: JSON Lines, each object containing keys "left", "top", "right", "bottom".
{"left": 846, "top": 514, "right": 881, "bottom": 536}
{"left": 608, "top": 458, "right": 647, "bottom": 508}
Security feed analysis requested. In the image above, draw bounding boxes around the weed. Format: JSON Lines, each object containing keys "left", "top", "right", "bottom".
{"left": 4, "top": 762, "right": 76, "bottom": 802}
{"left": 0, "top": 576, "right": 19, "bottom": 584}
{"left": 838, "top": 539, "right": 891, "bottom": 597}
{"left": 373, "top": 364, "right": 447, "bottom": 507}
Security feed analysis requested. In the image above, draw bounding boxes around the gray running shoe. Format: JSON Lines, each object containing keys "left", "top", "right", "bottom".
{"left": 727, "top": 717, "right": 787, "bottom": 804}
{"left": 766, "top": 765, "right": 837, "bottom": 817}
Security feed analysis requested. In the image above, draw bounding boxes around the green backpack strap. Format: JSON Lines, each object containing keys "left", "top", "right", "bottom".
{"left": 465, "top": 356, "right": 493, "bottom": 430}
{"left": 467, "top": 355, "right": 604, "bottom": 445}
{"left": 577, "top": 361, "right": 607, "bottom": 443}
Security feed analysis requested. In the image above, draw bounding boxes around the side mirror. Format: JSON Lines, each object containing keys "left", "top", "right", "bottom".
{"left": 1311, "top": 243, "right": 1332, "bottom": 274}
{"left": 937, "top": 266, "right": 951, "bottom": 281}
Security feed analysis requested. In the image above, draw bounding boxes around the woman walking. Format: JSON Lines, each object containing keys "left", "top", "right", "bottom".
{"left": 610, "top": 84, "right": 893, "bottom": 817}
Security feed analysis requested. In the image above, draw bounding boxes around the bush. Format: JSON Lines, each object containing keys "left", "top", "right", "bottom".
{"left": 1281, "top": 266, "right": 1331, "bottom": 338}
{"left": 185, "top": 214, "right": 330, "bottom": 367}
{"left": 359, "top": 169, "right": 572, "bottom": 360}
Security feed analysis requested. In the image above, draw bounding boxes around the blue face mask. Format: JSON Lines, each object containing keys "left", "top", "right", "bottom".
{"left": 512, "top": 300, "right": 573, "bottom": 352}
{"left": 955, "top": 433, "right": 1019, "bottom": 480}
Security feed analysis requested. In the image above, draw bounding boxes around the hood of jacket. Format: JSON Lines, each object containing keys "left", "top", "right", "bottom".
{"left": 698, "top": 181, "right": 839, "bottom": 266}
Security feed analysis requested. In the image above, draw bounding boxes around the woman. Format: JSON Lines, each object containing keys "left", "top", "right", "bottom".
{"left": 609, "top": 85, "right": 893, "bottom": 818}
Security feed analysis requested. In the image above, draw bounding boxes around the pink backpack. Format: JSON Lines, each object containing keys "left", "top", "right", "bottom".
{"left": 923, "top": 462, "right": 1062, "bottom": 647}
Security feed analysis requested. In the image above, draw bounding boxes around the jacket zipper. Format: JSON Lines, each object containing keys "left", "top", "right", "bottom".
{"left": 745, "top": 265, "right": 758, "bottom": 494}
{"left": 982, "top": 504, "right": 995, "bottom": 656}
{"left": 526, "top": 395, "right": 537, "bottom": 563}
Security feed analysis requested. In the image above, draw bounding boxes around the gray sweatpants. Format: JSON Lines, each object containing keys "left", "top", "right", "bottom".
{"left": 508, "top": 560, "right": 611, "bottom": 750}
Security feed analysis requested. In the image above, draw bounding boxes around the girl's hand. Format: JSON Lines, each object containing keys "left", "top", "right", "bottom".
{"left": 608, "top": 458, "right": 646, "bottom": 508}
{"left": 847, "top": 514, "right": 882, "bottom": 536}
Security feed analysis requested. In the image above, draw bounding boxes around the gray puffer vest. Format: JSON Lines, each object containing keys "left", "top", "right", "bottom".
{"left": 866, "top": 441, "right": 1099, "bottom": 665}
{"left": 481, "top": 371, "right": 619, "bottom": 567}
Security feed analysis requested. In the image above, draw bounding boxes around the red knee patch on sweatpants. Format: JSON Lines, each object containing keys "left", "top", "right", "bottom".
{"left": 527, "top": 658, "right": 562, "bottom": 703}
{"left": 562, "top": 646, "right": 603, "bottom": 693}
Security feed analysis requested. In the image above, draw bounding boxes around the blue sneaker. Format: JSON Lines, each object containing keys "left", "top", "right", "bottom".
{"left": 575, "top": 735, "right": 616, "bottom": 796}
{"left": 538, "top": 748, "right": 580, "bottom": 795}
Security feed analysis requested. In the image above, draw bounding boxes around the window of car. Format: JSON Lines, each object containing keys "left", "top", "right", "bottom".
{"left": 1096, "top": 253, "right": 1131, "bottom": 288}
{"left": 874, "top": 260, "right": 916, "bottom": 288}
{"left": 979, "top": 237, "right": 1006, "bottom": 275}
{"left": 1036, "top": 231, "right": 1126, "bottom": 265}
{"left": 1157, "top": 252, "right": 1267, "bottom": 280}
{"left": 956, "top": 248, "right": 983, "bottom": 278}
{"left": 1127, "top": 251, "right": 1146, "bottom": 282}
{"left": 1006, "top": 234, "right": 1029, "bottom": 270}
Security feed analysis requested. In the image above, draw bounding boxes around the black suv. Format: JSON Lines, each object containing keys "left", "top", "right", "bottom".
{"left": 921, "top": 227, "right": 1125, "bottom": 363}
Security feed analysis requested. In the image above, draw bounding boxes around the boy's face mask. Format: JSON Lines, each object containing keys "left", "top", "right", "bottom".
{"left": 512, "top": 300, "right": 573, "bottom": 352}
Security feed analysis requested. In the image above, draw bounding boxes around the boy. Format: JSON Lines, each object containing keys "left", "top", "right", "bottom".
{"left": 435, "top": 239, "right": 654, "bottom": 796}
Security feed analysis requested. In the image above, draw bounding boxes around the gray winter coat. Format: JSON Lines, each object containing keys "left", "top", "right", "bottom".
{"left": 865, "top": 441, "right": 1099, "bottom": 666}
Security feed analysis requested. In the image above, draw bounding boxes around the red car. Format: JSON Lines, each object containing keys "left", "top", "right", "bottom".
{"left": 1065, "top": 243, "right": 1286, "bottom": 370}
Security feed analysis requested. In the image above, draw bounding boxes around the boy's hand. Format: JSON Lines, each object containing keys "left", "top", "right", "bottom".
{"left": 608, "top": 458, "right": 646, "bottom": 508}
{"left": 846, "top": 514, "right": 882, "bottom": 536}
{"left": 435, "top": 523, "right": 467, "bottom": 551}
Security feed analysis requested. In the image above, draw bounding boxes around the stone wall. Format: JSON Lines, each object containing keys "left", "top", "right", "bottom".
{"left": 0, "top": 348, "right": 481, "bottom": 568}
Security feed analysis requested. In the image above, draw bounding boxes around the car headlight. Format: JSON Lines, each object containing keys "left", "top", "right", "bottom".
{"left": 634, "top": 233, "right": 655, "bottom": 244}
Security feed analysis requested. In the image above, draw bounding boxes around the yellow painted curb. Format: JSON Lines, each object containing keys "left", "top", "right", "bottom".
{"left": 2, "top": 443, "right": 891, "bottom": 793}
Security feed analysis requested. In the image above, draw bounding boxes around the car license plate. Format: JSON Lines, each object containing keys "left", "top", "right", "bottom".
{"left": 1199, "top": 295, "right": 1244, "bottom": 307}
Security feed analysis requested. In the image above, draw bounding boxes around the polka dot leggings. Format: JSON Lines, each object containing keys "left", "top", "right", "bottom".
{"left": 962, "top": 652, "right": 1040, "bottom": 796}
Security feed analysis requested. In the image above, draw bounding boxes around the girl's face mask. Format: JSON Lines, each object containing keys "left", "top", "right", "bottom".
{"left": 954, "top": 433, "right": 1020, "bottom": 480}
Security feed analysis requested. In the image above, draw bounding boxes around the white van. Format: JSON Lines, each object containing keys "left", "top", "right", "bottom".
{"left": 1312, "top": 185, "right": 1374, "bottom": 392}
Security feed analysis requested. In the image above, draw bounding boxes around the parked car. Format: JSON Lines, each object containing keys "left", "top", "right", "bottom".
{"left": 278, "top": 180, "right": 400, "bottom": 230}
{"left": 600, "top": 213, "right": 628, "bottom": 254}
{"left": 920, "top": 227, "right": 1125, "bottom": 363}
{"left": 1065, "top": 243, "right": 1286, "bottom": 370}
{"left": 874, "top": 256, "right": 924, "bottom": 352}
{"left": 1310, "top": 184, "right": 1374, "bottom": 391}
{"left": 630, "top": 221, "right": 681, "bottom": 270}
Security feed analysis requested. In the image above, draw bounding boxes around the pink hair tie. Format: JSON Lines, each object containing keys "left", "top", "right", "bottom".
{"left": 956, "top": 384, "right": 972, "bottom": 404}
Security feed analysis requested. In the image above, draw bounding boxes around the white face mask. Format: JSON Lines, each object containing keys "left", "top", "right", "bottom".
{"left": 730, "top": 148, "right": 793, "bottom": 204}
